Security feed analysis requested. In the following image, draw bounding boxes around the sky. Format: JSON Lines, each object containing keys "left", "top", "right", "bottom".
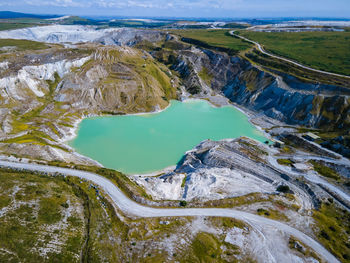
{"left": 0, "top": 0, "right": 350, "bottom": 18}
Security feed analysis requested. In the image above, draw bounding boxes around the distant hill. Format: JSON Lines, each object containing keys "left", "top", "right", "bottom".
{"left": 0, "top": 11, "right": 58, "bottom": 19}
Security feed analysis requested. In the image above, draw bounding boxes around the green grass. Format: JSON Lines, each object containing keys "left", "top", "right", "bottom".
{"left": 0, "top": 169, "right": 207, "bottom": 262}
{"left": 46, "top": 162, "right": 152, "bottom": 201}
{"left": 181, "top": 175, "right": 187, "bottom": 188}
{"left": 198, "top": 66, "right": 213, "bottom": 86}
{"left": 201, "top": 192, "right": 271, "bottom": 208}
{"left": 277, "top": 159, "right": 294, "bottom": 166}
{"left": 0, "top": 131, "right": 68, "bottom": 152}
{"left": 146, "top": 63, "right": 174, "bottom": 98}
{"left": 309, "top": 160, "right": 340, "bottom": 180}
{"left": 256, "top": 208, "right": 289, "bottom": 221}
{"left": 238, "top": 30, "right": 350, "bottom": 76}
{"left": 0, "top": 170, "right": 85, "bottom": 263}
{"left": 184, "top": 232, "right": 226, "bottom": 262}
{"left": 0, "top": 194, "right": 11, "bottom": 209}
{"left": 108, "top": 20, "right": 171, "bottom": 28}
{"left": 280, "top": 146, "right": 294, "bottom": 154}
{"left": 209, "top": 217, "right": 246, "bottom": 229}
{"left": 288, "top": 236, "right": 321, "bottom": 261}
{"left": 173, "top": 29, "right": 252, "bottom": 53}
{"left": 313, "top": 203, "right": 350, "bottom": 262}
{"left": 0, "top": 168, "right": 305, "bottom": 262}
{"left": 0, "top": 38, "right": 49, "bottom": 53}
{"left": 245, "top": 48, "right": 350, "bottom": 87}
{"left": 190, "top": 232, "right": 223, "bottom": 262}
{"left": 38, "top": 197, "right": 63, "bottom": 224}
{"left": 0, "top": 22, "right": 37, "bottom": 31}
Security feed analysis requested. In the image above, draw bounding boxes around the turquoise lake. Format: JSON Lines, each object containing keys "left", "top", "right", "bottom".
{"left": 69, "top": 100, "right": 266, "bottom": 174}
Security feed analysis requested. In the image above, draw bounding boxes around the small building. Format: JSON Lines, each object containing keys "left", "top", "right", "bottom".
{"left": 303, "top": 132, "right": 320, "bottom": 142}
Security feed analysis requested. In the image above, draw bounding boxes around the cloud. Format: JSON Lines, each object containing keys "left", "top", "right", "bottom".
{"left": 9, "top": 0, "right": 243, "bottom": 10}
{"left": 1, "top": 0, "right": 349, "bottom": 18}
{"left": 24, "top": 0, "right": 87, "bottom": 8}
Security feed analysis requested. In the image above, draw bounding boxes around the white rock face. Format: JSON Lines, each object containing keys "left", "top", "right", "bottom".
{"left": 133, "top": 167, "right": 275, "bottom": 201}
{"left": 0, "top": 25, "right": 114, "bottom": 44}
{"left": 136, "top": 173, "right": 185, "bottom": 200}
{"left": 0, "top": 56, "right": 90, "bottom": 99}
{"left": 22, "top": 56, "right": 91, "bottom": 80}
{"left": 184, "top": 167, "right": 275, "bottom": 201}
{"left": 0, "top": 25, "right": 166, "bottom": 46}
{"left": 0, "top": 61, "right": 9, "bottom": 71}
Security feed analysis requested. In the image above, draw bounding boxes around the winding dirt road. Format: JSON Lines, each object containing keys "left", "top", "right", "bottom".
{"left": 0, "top": 160, "right": 339, "bottom": 262}
{"left": 229, "top": 30, "right": 350, "bottom": 79}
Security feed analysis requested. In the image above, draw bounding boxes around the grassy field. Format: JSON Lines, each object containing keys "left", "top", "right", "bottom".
{"left": 172, "top": 29, "right": 252, "bottom": 53}
{"left": 0, "top": 168, "right": 255, "bottom": 262}
{"left": 238, "top": 30, "right": 350, "bottom": 76}
{"left": 0, "top": 169, "right": 86, "bottom": 262}
{"left": 313, "top": 202, "right": 350, "bottom": 262}
{"left": 0, "top": 38, "right": 49, "bottom": 52}
{"left": 0, "top": 22, "right": 38, "bottom": 31}
{"left": 309, "top": 160, "right": 340, "bottom": 180}
{"left": 172, "top": 29, "right": 350, "bottom": 80}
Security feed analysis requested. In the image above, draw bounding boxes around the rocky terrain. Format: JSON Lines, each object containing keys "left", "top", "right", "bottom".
{"left": 163, "top": 42, "right": 350, "bottom": 131}
{"left": 1, "top": 167, "right": 329, "bottom": 263}
{"left": 0, "top": 25, "right": 349, "bottom": 262}
{"left": 0, "top": 29, "right": 178, "bottom": 163}
{"left": 0, "top": 25, "right": 167, "bottom": 45}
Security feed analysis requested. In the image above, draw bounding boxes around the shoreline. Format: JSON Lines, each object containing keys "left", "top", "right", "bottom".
{"left": 61, "top": 95, "right": 276, "bottom": 175}
{"left": 61, "top": 101, "right": 175, "bottom": 145}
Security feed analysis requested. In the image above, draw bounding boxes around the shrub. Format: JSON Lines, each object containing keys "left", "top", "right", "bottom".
{"left": 276, "top": 185, "right": 290, "bottom": 193}
{"left": 187, "top": 85, "right": 201, "bottom": 95}
{"left": 179, "top": 200, "right": 187, "bottom": 207}
{"left": 320, "top": 230, "right": 330, "bottom": 240}
{"left": 277, "top": 159, "right": 293, "bottom": 166}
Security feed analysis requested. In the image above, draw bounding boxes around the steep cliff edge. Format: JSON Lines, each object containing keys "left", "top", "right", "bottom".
{"left": 0, "top": 26, "right": 349, "bottom": 162}
{"left": 0, "top": 41, "right": 179, "bottom": 163}
{"left": 164, "top": 44, "right": 350, "bottom": 131}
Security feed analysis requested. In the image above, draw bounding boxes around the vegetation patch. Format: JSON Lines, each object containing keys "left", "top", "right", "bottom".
{"left": 200, "top": 192, "right": 271, "bottom": 208}
{"left": 188, "top": 232, "right": 223, "bottom": 262}
{"left": 38, "top": 197, "right": 63, "bottom": 224}
{"left": 309, "top": 160, "right": 340, "bottom": 180}
{"left": 0, "top": 39, "right": 49, "bottom": 53}
{"left": 0, "top": 169, "right": 85, "bottom": 263}
{"left": 172, "top": 29, "right": 252, "bottom": 53}
{"left": 209, "top": 217, "right": 246, "bottom": 229}
{"left": 238, "top": 30, "right": 350, "bottom": 76}
{"left": 288, "top": 236, "right": 321, "bottom": 261}
{"left": 0, "top": 22, "right": 38, "bottom": 31}
{"left": 277, "top": 158, "right": 294, "bottom": 166}
{"left": 256, "top": 208, "right": 289, "bottom": 221}
{"left": 244, "top": 48, "right": 350, "bottom": 87}
{"left": 312, "top": 203, "right": 350, "bottom": 262}
{"left": 181, "top": 175, "right": 187, "bottom": 188}
{"left": 47, "top": 161, "right": 151, "bottom": 201}
{"left": 276, "top": 185, "right": 291, "bottom": 193}
{"left": 198, "top": 66, "right": 213, "bottom": 86}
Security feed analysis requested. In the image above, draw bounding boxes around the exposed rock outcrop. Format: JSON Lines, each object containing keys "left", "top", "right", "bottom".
{"left": 0, "top": 39, "right": 178, "bottom": 164}
{"left": 168, "top": 46, "right": 350, "bottom": 130}
{"left": 133, "top": 137, "right": 322, "bottom": 209}
{"left": 0, "top": 25, "right": 167, "bottom": 46}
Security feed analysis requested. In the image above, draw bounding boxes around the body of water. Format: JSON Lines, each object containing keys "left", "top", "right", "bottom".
{"left": 69, "top": 100, "right": 266, "bottom": 174}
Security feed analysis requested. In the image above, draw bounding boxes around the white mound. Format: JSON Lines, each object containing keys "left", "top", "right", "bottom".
{"left": 0, "top": 25, "right": 118, "bottom": 44}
